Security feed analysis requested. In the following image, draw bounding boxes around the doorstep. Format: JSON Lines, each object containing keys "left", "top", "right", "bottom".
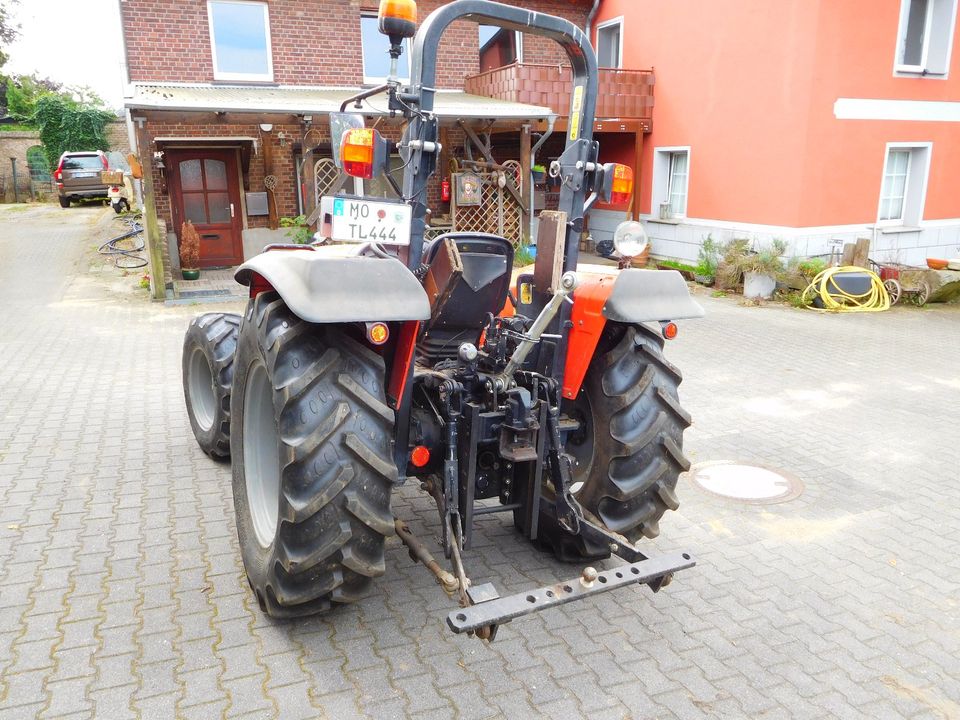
{"left": 166, "top": 267, "right": 247, "bottom": 305}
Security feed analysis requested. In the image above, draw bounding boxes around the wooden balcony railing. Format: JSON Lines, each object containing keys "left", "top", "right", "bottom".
{"left": 464, "top": 62, "right": 654, "bottom": 130}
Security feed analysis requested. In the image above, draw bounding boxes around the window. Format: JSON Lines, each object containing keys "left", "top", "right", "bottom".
{"left": 361, "top": 15, "right": 410, "bottom": 84}
{"left": 596, "top": 18, "right": 623, "bottom": 68}
{"left": 877, "top": 144, "right": 931, "bottom": 226}
{"left": 651, "top": 147, "right": 691, "bottom": 219}
{"left": 207, "top": 1, "right": 273, "bottom": 81}
{"left": 62, "top": 155, "right": 105, "bottom": 171}
{"left": 667, "top": 152, "right": 689, "bottom": 217}
{"left": 894, "top": 0, "right": 958, "bottom": 76}
{"left": 479, "top": 25, "right": 522, "bottom": 72}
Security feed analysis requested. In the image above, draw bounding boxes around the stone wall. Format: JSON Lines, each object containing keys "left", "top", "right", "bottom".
{"left": 0, "top": 130, "right": 47, "bottom": 202}
{"left": 0, "top": 121, "right": 129, "bottom": 202}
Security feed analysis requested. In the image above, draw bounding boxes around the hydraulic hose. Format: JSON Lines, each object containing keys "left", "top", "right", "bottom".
{"left": 801, "top": 266, "right": 890, "bottom": 313}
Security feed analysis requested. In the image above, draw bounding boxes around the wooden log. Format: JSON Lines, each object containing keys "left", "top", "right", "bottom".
{"left": 852, "top": 237, "right": 870, "bottom": 268}
{"left": 533, "top": 210, "right": 566, "bottom": 294}
{"left": 841, "top": 243, "right": 855, "bottom": 266}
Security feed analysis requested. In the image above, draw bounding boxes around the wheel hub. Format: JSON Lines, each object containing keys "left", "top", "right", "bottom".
{"left": 243, "top": 361, "right": 281, "bottom": 547}
{"left": 188, "top": 347, "right": 216, "bottom": 432}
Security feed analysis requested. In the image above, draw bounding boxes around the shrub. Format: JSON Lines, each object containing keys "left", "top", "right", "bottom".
{"left": 180, "top": 221, "right": 200, "bottom": 269}
{"left": 280, "top": 214, "right": 314, "bottom": 244}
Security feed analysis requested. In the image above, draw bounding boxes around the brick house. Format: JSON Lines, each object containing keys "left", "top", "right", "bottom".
{"left": 119, "top": 0, "right": 657, "bottom": 292}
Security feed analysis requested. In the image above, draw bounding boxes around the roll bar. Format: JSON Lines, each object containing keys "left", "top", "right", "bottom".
{"left": 409, "top": 1, "right": 598, "bottom": 144}
{"left": 398, "top": 0, "right": 600, "bottom": 272}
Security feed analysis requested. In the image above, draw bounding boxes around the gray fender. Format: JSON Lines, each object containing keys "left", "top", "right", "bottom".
{"left": 235, "top": 251, "right": 431, "bottom": 323}
{"left": 603, "top": 268, "right": 705, "bottom": 322}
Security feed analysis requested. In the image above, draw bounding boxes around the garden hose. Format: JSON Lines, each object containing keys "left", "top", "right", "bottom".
{"left": 98, "top": 221, "right": 148, "bottom": 269}
{"left": 801, "top": 266, "right": 890, "bottom": 312}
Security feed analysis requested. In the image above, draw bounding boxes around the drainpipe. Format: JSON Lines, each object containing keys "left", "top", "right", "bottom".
{"left": 585, "top": 0, "right": 602, "bottom": 42}
{"left": 117, "top": 0, "right": 143, "bottom": 208}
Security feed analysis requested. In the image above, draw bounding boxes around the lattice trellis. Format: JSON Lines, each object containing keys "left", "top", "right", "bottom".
{"left": 314, "top": 157, "right": 340, "bottom": 205}
{"left": 451, "top": 166, "right": 523, "bottom": 247}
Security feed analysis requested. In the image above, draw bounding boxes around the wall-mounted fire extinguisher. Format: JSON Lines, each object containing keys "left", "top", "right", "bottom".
{"left": 441, "top": 177, "right": 451, "bottom": 202}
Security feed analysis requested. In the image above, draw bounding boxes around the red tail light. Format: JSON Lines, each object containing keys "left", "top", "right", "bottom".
{"left": 410, "top": 445, "right": 431, "bottom": 468}
{"left": 101, "top": 153, "right": 108, "bottom": 169}
{"left": 53, "top": 158, "right": 64, "bottom": 182}
{"left": 341, "top": 128, "right": 377, "bottom": 179}
{"left": 610, "top": 164, "right": 634, "bottom": 205}
{"left": 660, "top": 321, "right": 678, "bottom": 340}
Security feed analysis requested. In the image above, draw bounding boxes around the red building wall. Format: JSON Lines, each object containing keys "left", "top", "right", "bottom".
{"left": 594, "top": 0, "right": 960, "bottom": 229}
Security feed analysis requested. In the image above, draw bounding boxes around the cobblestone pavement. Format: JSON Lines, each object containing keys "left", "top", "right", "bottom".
{"left": 1, "top": 204, "right": 958, "bottom": 719}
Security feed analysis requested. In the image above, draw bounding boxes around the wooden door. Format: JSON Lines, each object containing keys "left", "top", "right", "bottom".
{"left": 169, "top": 149, "right": 244, "bottom": 268}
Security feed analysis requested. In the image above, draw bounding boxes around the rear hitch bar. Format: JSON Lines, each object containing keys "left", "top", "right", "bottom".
{"left": 445, "top": 551, "right": 696, "bottom": 635}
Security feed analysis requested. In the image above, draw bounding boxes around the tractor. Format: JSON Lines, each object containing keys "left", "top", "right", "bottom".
{"left": 182, "top": 0, "right": 703, "bottom": 640}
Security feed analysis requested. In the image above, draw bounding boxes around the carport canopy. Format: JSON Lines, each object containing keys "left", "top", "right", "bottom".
{"left": 126, "top": 83, "right": 555, "bottom": 125}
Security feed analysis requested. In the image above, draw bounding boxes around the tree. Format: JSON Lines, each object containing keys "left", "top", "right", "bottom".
{"left": 0, "top": 0, "right": 19, "bottom": 71}
{"left": 4, "top": 73, "right": 62, "bottom": 123}
{"left": 33, "top": 95, "right": 115, "bottom": 171}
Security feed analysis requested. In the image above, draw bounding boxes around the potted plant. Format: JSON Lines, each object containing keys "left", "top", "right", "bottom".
{"left": 531, "top": 164, "right": 546, "bottom": 184}
{"left": 737, "top": 239, "right": 787, "bottom": 299}
{"left": 693, "top": 235, "right": 720, "bottom": 285}
{"left": 180, "top": 220, "right": 201, "bottom": 280}
{"left": 714, "top": 238, "right": 750, "bottom": 290}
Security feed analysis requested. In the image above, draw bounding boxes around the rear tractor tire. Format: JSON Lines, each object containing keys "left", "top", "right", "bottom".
{"left": 182, "top": 312, "right": 241, "bottom": 459}
{"left": 544, "top": 323, "right": 692, "bottom": 560}
{"left": 231, "top": 293, "right": 397, "bottom": 617}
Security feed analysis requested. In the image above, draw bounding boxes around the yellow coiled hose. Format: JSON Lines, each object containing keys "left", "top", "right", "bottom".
{"left": 801, "top": 266, "right": 890, "bottom": 312}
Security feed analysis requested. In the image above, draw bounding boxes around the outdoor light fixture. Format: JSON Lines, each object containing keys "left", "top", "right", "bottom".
{"left": 153, "top": 150, "right": 167, "bottom": 194}
{"left": 259, "top": 123, "right": 274, "bottom": 132}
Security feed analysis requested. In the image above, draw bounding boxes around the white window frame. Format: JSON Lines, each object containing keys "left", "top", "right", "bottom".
{"left": 876, "top": 142, "right": 932, "bottom": 228}
{"left": 361, "top": 13, "right": 411, "bottom": 85}
{"left": 207, "top": 0, "right": 273, "bottom": 82}
{"left": 893, "top": 0, "right": 959, "bottom": 77}
{"left": 596, "top": 17, "right": 624, "bottom": 69}
{"left": 651, "top": 146, "right": 691, "bottom": 220}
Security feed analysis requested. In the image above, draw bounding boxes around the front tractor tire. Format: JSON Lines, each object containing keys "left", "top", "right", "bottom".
{"left": 550, "top": 323, "right": 692, "bottom": 559}
{"left": 182, "top": 312, "right": 240, "bottom": 459}
{"left": 231, "top": 293, "right": 396, "bottom": 617}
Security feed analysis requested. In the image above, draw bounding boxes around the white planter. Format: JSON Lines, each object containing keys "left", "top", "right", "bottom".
{"left": 743, "top": 271, "right": 776, "bottom": 299}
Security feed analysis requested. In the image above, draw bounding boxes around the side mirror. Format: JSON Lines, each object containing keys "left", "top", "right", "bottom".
{"left": 329, "top": 112, "right": 367, "bottom": 169}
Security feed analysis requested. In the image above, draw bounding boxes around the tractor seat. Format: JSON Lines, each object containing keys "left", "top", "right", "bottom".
{"left": 420, "top": 233, "right": 514, "bottom": 362}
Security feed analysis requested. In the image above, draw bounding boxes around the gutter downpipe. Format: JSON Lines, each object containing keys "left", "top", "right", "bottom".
{"left": 117, "top": 0, "right": 143, "bottom": 208}
{"left": 585, "top": 0, "right": 602, "bottom": 42}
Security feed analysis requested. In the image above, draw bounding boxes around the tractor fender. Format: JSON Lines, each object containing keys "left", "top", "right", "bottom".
{"left": 234, "top": 249, "right": 431, "bottom": 324}
{"left": 562, "top": 267, "right": 704, "bottom": 400}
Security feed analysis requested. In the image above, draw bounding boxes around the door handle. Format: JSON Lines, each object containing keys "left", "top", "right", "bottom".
{"left": 230, "top": 203, "right": 235, "bottom": 218}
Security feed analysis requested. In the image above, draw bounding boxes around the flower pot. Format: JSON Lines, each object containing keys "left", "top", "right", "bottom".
{"left": 181, "top": 268, "right": 200, "bottom": 281}
{"left": 743, "top": 271, "right": 776, "bottom": 299}
{"left": 531, "top": 170, "right": 546, "bottom": 184}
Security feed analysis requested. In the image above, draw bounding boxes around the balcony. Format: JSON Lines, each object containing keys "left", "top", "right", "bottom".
{"left": 464, "top": 62, "right": 654, "bottom": 132}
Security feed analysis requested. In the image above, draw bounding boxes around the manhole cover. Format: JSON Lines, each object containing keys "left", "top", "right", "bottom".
{"left": 688, "top": 462, "right": 803, "bottom": 504}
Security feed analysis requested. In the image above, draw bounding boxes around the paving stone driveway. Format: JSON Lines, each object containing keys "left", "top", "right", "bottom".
{"left": 0, "top": 205, "right": 958, "bottom": 719}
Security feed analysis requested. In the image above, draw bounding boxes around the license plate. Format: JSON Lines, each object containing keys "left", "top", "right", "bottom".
{"left": 75, "top": 172, "right": 96, "bottom": 178}
{"left": 329, "top": 198, "right": 411, "bottom": 246}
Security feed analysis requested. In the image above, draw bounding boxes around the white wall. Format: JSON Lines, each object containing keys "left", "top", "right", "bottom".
{"left": 641, "top": 217, "right": 960, "bottom": 266}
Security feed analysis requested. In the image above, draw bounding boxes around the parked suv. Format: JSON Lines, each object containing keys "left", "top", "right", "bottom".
{"left": 54, "top": 151, "right": 110, "bottom": 208}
